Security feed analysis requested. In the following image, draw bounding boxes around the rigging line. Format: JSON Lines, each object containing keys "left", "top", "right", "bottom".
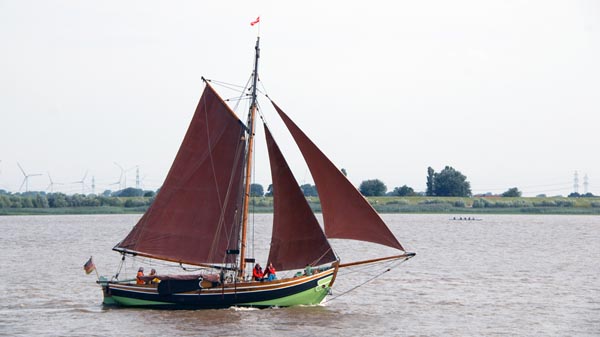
{"left": 208, "top": 81, "right": 248, "bottom": 98}
{"left": 203, "top": 96, "right": 229, "bottom": 263}
{"left": 208, "top": 79, "right": 248, "bottom": 90}
{"left": 231, "top": 76, "right": 253, "bottom": 113}
{"left": 219, "top": 142, "right": 246, "bottom": 265}
{"left": 338, "top": 257, "right": 410, "bottom": 276}
{"left": 257, "top": 76, "right": 269, "bottom": 99}
{"left": 326, "top": 257, "right": 411, "bottom": 303}
{"left": 208, "top": 136, "right": 246, "bottom": 264}
{"left": 224, "top": 95, "right": 252, "bottom": 103}
{"left": 310, "top": 247, "right": 337, "bottom": 266}
{"left": 336, "top": 259, "right": 380, "bottom": 277}
{"left": 255, "top": 100, "right": 270, "bottom": 126}
{"left": 212, "top": 84, "right": 246, "bottom": 97}
{"left": 112, "top": 254, "right": 126, "bottom": 280}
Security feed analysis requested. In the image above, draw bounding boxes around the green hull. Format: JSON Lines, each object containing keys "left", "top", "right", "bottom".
{"left": 109, "top": 296, "right": 172, "bottom": 307}
{"left": 243, "top": 274, "right": 332, "bottom": 307}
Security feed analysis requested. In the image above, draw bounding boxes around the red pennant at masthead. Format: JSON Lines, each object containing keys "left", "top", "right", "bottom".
{"left": 250, "top": 16, "right": 260, "bottom": 26}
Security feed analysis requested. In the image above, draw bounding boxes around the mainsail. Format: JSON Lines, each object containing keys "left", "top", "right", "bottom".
{"left": 114, "top": 83, "right": 247, "bottom": 265}
{"left": 264, "top": 125, "right": 337, "bottom": 271}
{"left": 271, "top": 101, "right": 405, "bottom": 251}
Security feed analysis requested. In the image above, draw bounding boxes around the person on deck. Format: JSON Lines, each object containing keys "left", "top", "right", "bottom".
{"left": 252, "top": 263, "right": 264, "bottom": 281}
{"left": 264, "top": 262, "right": 277, "bottom": 281}
{"left": 136, "top": 267, "right": 145, "bottom": 285}
{"left": 149, "top": 268, "right": 160, "bottom": 284}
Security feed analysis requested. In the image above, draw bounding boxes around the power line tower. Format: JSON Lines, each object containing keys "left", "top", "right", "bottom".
{"left": 583, "top": 173, "right": 589, "bottom": 194}
{"left": 92, "top": 176, "right": 96, "bottom": 195}
{"left": 573, "top": 171, "right": 579, "bottom": 194}
{"left": 136, "top": 166, "right": 140, "bottom": 189}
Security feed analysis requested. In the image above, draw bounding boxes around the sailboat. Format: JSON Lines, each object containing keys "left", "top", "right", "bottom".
{"left": 97, "top": 37, "right": 415, "bottom": 309}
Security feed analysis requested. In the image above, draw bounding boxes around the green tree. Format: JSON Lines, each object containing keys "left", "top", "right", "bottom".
{"left": 341, "top": 168, "right": 348, "bottom": 177}
{"left": 426, "top": 167, "right": 435, "bottom": 196}
{"left": 0, "top": 195, "right": 10, "bottom": 208}
{"left": 47, "top": 193, "right": 68, "bottom": 208}
{"left": 250, "top": 183, "right": 264, "bottom": 197}
{"left": 10, "top": 196, "right": 22, "bottom": 208}
{"left": 501, "top": 187, "right": 522, "bottom": 197}
{"left": 433, "top": 166, "right": 471, "bottom": 197}
{"left": 359, "top": 179, "right": 387, "bottom": 196}
{"left": 68, "top": 194, "right": 85, "bottom": 207}
{"left": 300, "top": 184, "right": 318, "bottom": 197}
{"left": 114, "top": 188, "right": 144, "bottom": 197}
{"left": 392, "top": 185, "right": 416, "bottom": 196}
{"left": 33, "top": 194, "right": 49, "bottom": 208}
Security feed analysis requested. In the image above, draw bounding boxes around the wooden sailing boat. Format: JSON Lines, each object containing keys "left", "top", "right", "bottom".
{"left": 97, "top": 37, "right": 414, "bottom": 309}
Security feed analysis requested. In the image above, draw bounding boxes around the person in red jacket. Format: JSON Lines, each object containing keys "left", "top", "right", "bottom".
{"left": 252, "top": 263, "right": 264, "bottom": 281}
{"left": 264, "top": 262, "right": 277, "bottom": 281}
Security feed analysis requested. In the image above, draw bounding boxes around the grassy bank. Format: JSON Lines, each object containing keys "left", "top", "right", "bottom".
{"left": 363, "top": 196, "right": 600, "bottom": 214}
{"left": 1, "top": 196, "right": 599, "bottom": 216}
{"left": 0, "top": 206, "right": 149, "bottom": 216}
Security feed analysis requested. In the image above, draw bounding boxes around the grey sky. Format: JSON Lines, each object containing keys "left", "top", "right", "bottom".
{"left": 1, "top": 1, "right": 598, "bottom": 196}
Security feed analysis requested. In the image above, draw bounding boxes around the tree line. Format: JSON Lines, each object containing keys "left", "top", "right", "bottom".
{"left": 2, "top": 165, "right": 595, "bottom": 210}
{"left": 0, "top": 188, "right": 155, "bottom": 209}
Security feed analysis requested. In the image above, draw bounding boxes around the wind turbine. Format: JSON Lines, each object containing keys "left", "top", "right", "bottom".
{"left": 46, "top": 172, "right": 63, "bottom": 193}
{"left": 17, "top": 162, "right": 42, "bottom": 192}
{"left": 113, "top": 162, "right": 125, "bottom": 190}
{"left": 72, "top": 170, "right": 88, "bottom": 194}
{"left": 114, "top": 162, "right": 137, "bottom": 189}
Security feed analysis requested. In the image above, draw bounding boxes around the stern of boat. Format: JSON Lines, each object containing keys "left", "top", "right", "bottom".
{"left": 96, "top": 276, "right": 118, "bottom": 305}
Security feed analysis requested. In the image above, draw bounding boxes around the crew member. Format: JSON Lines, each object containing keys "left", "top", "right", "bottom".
{"left": 264, "top": 262, "right": 277, "bottom": 281}
{"left": 252, "top": 263, "right": 264, "bottom": 281}
{"left": 136, "top": 267, "right": 145, "bottom": 285}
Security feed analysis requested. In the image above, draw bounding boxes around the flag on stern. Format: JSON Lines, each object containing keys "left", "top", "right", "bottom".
{"left": 83, "top": 256, "right": 96, "bottom": 274}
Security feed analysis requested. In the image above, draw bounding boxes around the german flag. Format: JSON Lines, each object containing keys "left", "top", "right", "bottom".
{"left": 83, "top": 257, "right": 96, "bottom": 275}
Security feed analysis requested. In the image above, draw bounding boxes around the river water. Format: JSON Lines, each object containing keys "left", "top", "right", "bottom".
{"left": 0, "top": 214, "right": 598, "bottom": 336}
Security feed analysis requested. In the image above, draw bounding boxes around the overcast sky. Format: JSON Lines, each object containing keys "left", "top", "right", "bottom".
{"left": 1, "top": 0, "right": 598, "bottom": 196}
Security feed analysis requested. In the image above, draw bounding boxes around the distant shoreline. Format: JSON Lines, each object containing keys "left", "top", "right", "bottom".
{"left": 1, "top": 196, "right": 599, "bottom": 216}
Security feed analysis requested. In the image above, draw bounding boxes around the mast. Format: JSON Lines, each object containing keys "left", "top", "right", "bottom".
{"left": 239, "top": 37, "right": 260, "bottom": 278}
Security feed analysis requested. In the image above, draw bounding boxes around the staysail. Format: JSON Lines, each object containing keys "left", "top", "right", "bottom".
{"left": 264, "top": 125, "right": 338, "bottom": 271}
{"left": 271, "top": 101, "right": 404, "bottom": 251}
{"left": 114, "top": 83, "right": 247, "bottom": 265}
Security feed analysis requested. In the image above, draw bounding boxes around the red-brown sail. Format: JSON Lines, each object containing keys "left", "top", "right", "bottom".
{"left": 271, "top": 101, "right": 404, "bottom": 251}
{"left": 114, "top": 83, "right": 247, "bottom": 265}
{"left": 264, "top": 125, "right": 337, "bottom": 271}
